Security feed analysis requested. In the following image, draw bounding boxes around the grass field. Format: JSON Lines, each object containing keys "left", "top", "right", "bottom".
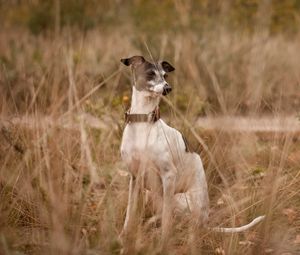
{"left": 1, "top": 1, "right": 300, "bottom": 254}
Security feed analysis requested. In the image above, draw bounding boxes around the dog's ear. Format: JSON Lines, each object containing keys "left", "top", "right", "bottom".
{"left": 121, "top": 56, "right": 145, "bottom": 67}
{"left": 161, "top": 61, "right": 175, "bottom": 72}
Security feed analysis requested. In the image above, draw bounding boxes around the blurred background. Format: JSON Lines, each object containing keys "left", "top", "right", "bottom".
{"left": 1, "top": 0, "right": 300, "bottom": 116}
{"left": 0, "top": 1, "right": 300, "bottom": 254}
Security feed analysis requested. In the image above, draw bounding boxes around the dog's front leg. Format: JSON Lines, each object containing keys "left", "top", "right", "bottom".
{"left": 119, "top": 174, "right": 139, "bottom": 254}
{"left": 121, "top": 175, "right": 137, "bottom": 238}
{"left": 161, "top": 172, "right": 176, "bottom": 249}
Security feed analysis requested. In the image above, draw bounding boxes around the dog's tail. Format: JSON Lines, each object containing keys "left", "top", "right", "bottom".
{"left": 210, "top": 215, "right": 265, "bottom": 233}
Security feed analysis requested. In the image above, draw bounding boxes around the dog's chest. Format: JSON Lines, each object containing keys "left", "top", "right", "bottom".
{"left": 121, "top": 121, "right": 187, "bottom": 171}
{"left": 121, "top": 122, "right": 164, "bottom": 162}
{"left": 120, "top": 122, "right": 166, "bottom": 184}
{"left": 120, "top": 121, "right": 205, "bottom": 193}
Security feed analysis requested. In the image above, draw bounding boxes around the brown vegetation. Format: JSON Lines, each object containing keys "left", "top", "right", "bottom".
{"left": 0, "top": 1, "right": 300, "bottom": 254}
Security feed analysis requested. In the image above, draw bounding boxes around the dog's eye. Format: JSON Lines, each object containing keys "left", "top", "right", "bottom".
{"left": 146, "top": 71, "right": 156, "bottom": 80}
{"left": 148, "top": 71, "right": 155, "bottom": 76}
{"left": 164, "top": 74, "right": 168, "bottom": 79}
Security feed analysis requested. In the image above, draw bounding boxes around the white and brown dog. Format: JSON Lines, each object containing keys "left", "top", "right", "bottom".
{"left": 120, "top": 56, "right": 264, "bottom": 245}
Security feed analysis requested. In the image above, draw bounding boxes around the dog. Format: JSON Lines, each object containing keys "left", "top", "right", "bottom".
{"left": 120, "top": 56, "right": 265, "bottom": 247}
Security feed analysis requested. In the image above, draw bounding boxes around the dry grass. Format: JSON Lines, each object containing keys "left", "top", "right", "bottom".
{"left": 0, "top": 23, "right": 300, "bottom": 254}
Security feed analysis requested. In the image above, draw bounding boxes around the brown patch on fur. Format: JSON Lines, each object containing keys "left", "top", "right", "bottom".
{"left": 134, "top": 61, "right": 156, "bottom": 91}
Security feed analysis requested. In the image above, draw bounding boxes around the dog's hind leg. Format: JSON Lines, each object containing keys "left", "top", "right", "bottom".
{"left": 179, "top": 155, "right": 210, "bottom": 226}
{"left": 174, "top": 185, "right": 209, "bottom": 226}
{"left": 173, "top": 182, "right": 209, "bottom": 253}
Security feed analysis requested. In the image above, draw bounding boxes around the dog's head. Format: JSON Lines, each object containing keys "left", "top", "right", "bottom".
{"left": 121, "top": 56, "right": 175, "bottom": 96}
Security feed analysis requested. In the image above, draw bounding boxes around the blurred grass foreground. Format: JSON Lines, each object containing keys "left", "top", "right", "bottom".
{"left": 0, "top": 1, "right": 300, "bottom": 255}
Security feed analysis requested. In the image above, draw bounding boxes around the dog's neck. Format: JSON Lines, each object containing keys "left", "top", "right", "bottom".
{"left": 130, "top": 86, "right": 160, "bottom": 114}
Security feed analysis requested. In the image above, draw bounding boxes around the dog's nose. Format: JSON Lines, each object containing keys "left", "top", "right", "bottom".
{"left": 163, "top": 84, "right": 172, "bottom": 95}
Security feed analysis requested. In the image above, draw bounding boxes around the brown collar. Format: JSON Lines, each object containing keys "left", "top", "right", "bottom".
{"left": 125, "top": 107, "right": 160, "bottom": 124}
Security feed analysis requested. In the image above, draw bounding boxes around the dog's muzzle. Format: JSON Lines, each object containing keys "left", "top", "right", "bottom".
{"left": 162, "top": 84, "right": 172, "bottom": 96}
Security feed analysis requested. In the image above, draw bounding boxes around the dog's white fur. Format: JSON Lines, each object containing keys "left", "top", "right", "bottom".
{"left": 121, "top": 88, "right": 209, "bottom": 244}
{"left": 120, "top": 57, "right": 264, "bottom": 245}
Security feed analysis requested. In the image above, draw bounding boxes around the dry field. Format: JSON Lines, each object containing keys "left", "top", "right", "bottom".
{"left": 1, "top": 18, "right": 300, "bottom": 255}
